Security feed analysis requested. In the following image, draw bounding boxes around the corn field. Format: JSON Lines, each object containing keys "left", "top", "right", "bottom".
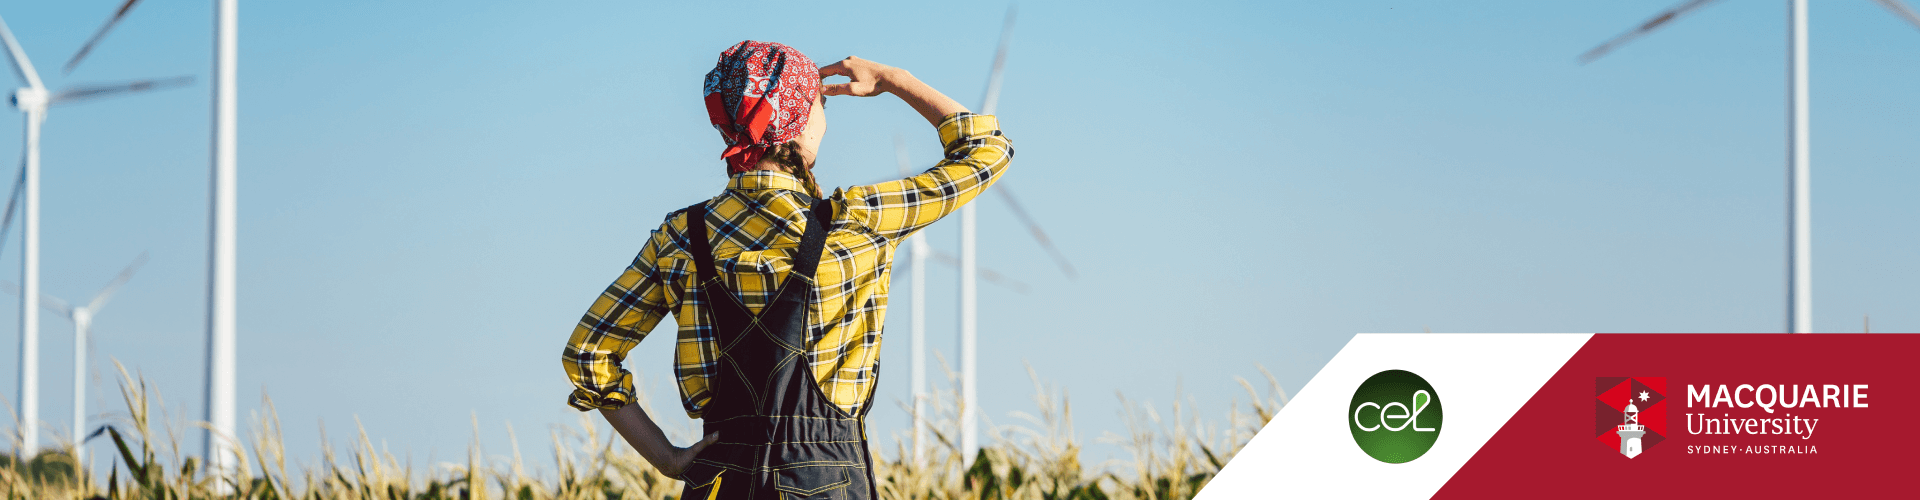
{"left": 2, "top": 363, "right": 1286, "bottom": 500}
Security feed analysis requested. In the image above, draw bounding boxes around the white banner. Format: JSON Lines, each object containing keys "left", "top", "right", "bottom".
{"left": 1198, "top": 334, "right": 1591, "bottom": 499}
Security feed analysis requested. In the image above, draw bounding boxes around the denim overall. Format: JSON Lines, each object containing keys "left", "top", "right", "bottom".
{"left": 677, "top": 199, "right": 877, "bottom": 500}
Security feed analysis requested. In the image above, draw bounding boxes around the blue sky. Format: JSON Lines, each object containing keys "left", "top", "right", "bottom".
{"left": 1, "top": 0, "right": 1916, "bottom": 473}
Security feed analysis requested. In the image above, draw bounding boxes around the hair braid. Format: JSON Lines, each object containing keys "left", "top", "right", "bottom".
{"left": 789, "top": 162, "right": 824, "bottom": 199}
{"left": 763, "top": 140, "right": 823, "bottom": 199}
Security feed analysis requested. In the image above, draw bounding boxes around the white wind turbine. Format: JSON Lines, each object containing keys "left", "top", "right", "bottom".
{"left": 1, "top": 253, "right": 146, "bottom": 463}
{"left": 897, "top": 7, "right": 1075, "bottom": 464}
{"left": 1, "top": 4, "right": 190, "bottom": 457}
{"left": 1580, "top": 0, "right": 1920, "bottom": 334}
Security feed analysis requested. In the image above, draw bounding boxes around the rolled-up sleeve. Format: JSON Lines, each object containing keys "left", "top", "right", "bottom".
{"left": 840, "top": 112, "right": 1013, "bottom": 240}
{"left": 562, "top": 226, "right": 675, "bottom": 411}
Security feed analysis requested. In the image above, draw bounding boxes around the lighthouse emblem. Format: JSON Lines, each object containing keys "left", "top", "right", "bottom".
{"left": 1615, "top": 399, "right": 1645, "bottom": 458}
{"left": 1594, "top": 377, "right": 1666, "bottom": 458}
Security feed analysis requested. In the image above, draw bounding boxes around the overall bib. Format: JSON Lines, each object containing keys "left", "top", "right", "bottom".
{"left": 677, "top": 199, "right": 878, "bottom": 500}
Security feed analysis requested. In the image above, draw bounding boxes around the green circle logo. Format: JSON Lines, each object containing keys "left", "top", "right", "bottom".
{"left": 1349, "top": 369, "right": 1443, "bottom": 463}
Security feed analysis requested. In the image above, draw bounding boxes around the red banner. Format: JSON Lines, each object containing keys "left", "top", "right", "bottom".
{"left": 1436, "top": 334, "right": 1916, "bottom": 498}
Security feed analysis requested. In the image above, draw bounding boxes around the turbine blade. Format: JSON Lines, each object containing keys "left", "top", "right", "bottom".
{"left": 43, "top": 294, "right": 70, "bottom": 316}
{"left": 1872, "top": 0, "right": 1920, "bottom": 31}
{"left": 0, "top": 15, "right": 45, "bottom": 90}
{"left": 0, "top": 279, "right": 74, "bottom": 317}
{"left": 975, "top": 267, "right": 1031, "bottom": 295}
{"left": 1578, "top": 0, "right": 1722, "bottom": 65}
{"left": 979, "top": 6, "right": 1016, "bottom": 114}
{"left": 64, "top": 0, "right": 146, "bottom": 75}
{"left": 928, "top": 249, "right": 1031, "bottom": 293}
{"left": 86, "top": 251, "right": 148, "bottom": 313}
{"left": 0, "top": 164, "right": 23, "bottom": 255}
{"left": 993, "top": 184, "right": 1077, "bottom": 279}
{"left": 50, "top": 76, "right": 193, "bottom": 105}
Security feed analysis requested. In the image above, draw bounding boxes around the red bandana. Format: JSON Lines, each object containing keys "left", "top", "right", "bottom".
{"left": 704, "top": 41, "right": 819, "bottom": 174}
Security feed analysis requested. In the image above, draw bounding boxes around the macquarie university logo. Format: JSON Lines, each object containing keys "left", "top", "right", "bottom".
{"left": 1349, "top": 369, "right": 1443, "bottom": 463}
{"left": 1595, "top": 377, "right": 1666, "bottom": 459}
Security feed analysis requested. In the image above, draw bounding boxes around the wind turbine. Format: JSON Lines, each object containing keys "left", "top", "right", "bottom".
{"left": 1578, "top": 0, "right": 1920, "bottom": 334}
{"left": 1, "top": 253, "right": 145, "bottom": 463}
{"left": 882, "top": 5, "right": 1072, "bottom": 467}
{"left": 955, "top": 6, "right": 1077, "bottom": 462}
{"left": 1, "top": 5, "right": 190, "bottom": 457}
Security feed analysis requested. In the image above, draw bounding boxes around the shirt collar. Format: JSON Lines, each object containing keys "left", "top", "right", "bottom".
{"left": 726, "top": 170, "right": 808, "bottom": 193}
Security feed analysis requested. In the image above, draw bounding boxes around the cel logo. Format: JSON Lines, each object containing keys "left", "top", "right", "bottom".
{"left": 1348, "top": 369, "right": 1443, "bottom": 463}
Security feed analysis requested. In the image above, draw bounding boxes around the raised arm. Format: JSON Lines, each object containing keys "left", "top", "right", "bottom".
{"left": 820, "top": 57, "right": 1014, "bottom": 241}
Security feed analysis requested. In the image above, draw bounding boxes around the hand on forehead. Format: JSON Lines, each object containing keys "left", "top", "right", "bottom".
{"left": 817, "top": 56, "right": 891, "bottom": 98}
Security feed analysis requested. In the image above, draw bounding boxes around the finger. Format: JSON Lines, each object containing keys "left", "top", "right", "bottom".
{"left": 818, "top": 60, "right": 851, "bottom": 78}
{"left": 822, "top": 82, "right": 864, "bottom": 96}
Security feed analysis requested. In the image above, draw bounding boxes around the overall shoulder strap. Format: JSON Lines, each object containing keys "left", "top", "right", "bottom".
{"left": 787, "top": 199, "right": 834, "bottom": 280}
{"left": 682, "top": 201, "right": 719, "bottom": 284}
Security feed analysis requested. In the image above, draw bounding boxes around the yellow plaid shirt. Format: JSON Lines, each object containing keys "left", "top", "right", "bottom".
{"left": 564, "top": 113, "right": 1011, "bottom": 417}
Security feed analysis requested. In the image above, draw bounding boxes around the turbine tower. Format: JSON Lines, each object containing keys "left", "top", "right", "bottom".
{"left": 1, "top": 3, "right": 190, "bottom": 456}
{"left": 1578, "top": 0, "right": 1920, "bottom": 334}
{"left": 59, "top": 254, "right": 144, "bottom": 463}
{"left": 206, "top": 0, "right": 240, "bottom": 475}
{"left": 0, "top": 15, "right": 46, "bottom": 457}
